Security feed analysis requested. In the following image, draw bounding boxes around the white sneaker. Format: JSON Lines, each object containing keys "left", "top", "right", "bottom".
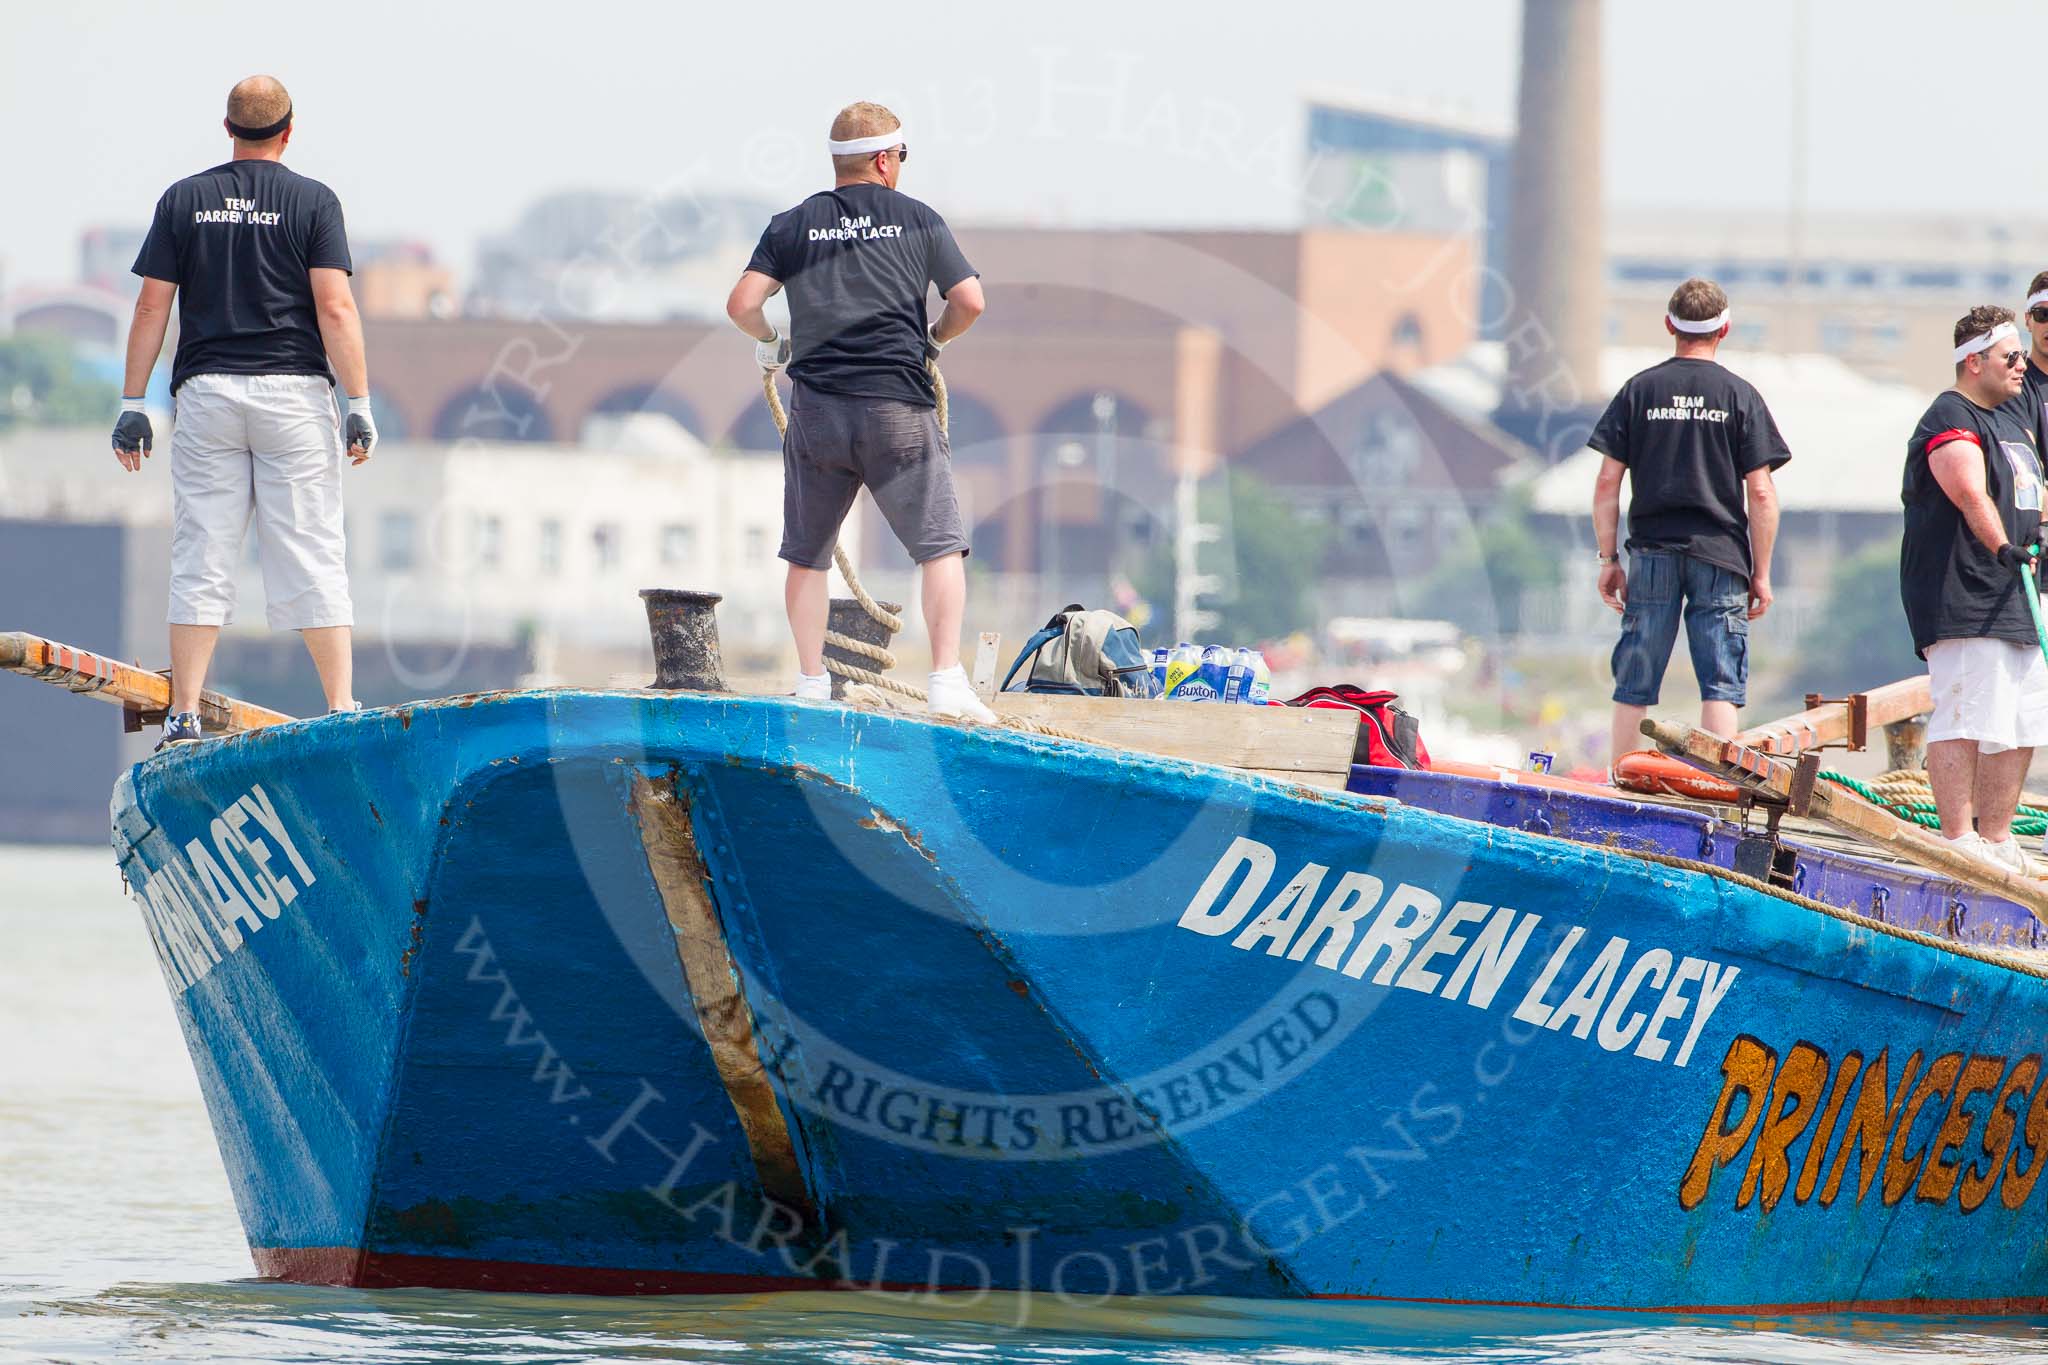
{"left": 1981, "top": 836, "right": 2030, "bottom": 876}
{"left": 792, "top": 671, "right": 832, "bottom": 702}
{"left": 927, "top": 665, "right": 996, "bottom": 723}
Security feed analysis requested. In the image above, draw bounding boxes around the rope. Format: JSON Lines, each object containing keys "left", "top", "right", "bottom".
{"left": 1821, "top": 768, "right": 2048, "bottom": 837}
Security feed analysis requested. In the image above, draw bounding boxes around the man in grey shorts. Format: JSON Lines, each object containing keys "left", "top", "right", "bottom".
{"left": 726, "top": 100, "right": 992, "bottom": 721}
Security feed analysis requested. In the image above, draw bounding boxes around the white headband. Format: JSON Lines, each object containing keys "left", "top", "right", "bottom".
{"left": 827, "top": 125, "right": 906, "bottom": 156}
{"left": 2028, "top": 289, "right": 2048, "bottom": 312}
{"left": 1668, "top": 309, "right": 1730, "bottom": 334}
{"left": 1955, "top": 320, "right": 2019, "bottom": 363}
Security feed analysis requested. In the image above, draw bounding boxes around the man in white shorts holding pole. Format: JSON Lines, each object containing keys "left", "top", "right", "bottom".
{"left": 113, "top": 75, "right": 374, "bottom": 746}
{"left": 1900, "top": 305, "right": 2047, "bottom": 871}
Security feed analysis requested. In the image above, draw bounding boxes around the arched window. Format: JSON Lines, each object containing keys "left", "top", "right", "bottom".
{"left": 432, "top": 383, "right": 555, "bottom": 443}
{"left": 588, "top": 383, "right": 703, "bottom": 437}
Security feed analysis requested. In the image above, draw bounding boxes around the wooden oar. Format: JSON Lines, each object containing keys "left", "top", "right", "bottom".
{"left": 1642, "top": 717, "right": 2048, "bottom": 925}
{"left": 0, "top": 631, "right": 290, "bottom": 736}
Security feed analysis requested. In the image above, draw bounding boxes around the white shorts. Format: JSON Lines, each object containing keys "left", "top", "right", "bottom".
{"left": 169, "top": 373, "right": 353, "bottom": 631}
{"left": 1925, "top": 637, "right": 2048, "bottom": 753}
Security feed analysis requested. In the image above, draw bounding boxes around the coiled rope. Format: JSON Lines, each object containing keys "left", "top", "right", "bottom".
{"left": 760, "top": 363, "right": 1090, "bottom": 744}
{"left": 1823, "top": 768, "right": 2048, "bottom": 838}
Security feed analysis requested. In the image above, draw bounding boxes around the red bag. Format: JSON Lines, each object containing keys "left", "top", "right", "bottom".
{"left": 1283, "top": 685, "right": 1432, "bottom": 770}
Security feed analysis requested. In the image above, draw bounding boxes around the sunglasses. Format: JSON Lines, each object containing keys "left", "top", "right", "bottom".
{"left": 877, "top": 144, "right": 908, "bottom": 163}
{"left": 1997, "top": 348, "right": 2027, "bottom": 368}
{"left": 2030, "top": 306, "right": 2048, "bottom": 325}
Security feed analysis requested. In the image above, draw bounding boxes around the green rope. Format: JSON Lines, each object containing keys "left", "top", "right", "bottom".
{"left": 1819, "top": 770, "right": 2048, "bottom": 836}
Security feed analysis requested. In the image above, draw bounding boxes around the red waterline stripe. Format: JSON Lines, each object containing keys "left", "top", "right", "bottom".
{"left": 254, "top": 1248, "right": 972, "bottom": 1298}
{"left": 255, "top": 1248, "right": 2048, "bottom": 1316}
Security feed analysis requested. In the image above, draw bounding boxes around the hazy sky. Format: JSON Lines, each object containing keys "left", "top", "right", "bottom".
{"left": 5, "top": 0, "right": 2046, "bottom": 288}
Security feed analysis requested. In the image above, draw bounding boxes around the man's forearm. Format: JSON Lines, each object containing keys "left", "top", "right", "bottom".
{"left": 1592, "top": 491, "right": 1620, "bottom": 556}
{"left": 932, "top": 299, "right": 975, "bottom": 345}
{"left": 1962, "top": 493, "right": 2011, "bottom": 555}
{"left": 318, "top": 305, "right": 370, "bottom": 396}
{"left": 729, "top": 302, "right": 774, "bottom": 343}
{"left": 122, "top": 305, "right": 170, "bottom": 396}
{"left": 1747, "top": 495, "right": 1779, "bottom": 579}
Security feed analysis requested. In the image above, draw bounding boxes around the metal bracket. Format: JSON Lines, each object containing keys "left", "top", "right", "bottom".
{"left": 1787, "top": 752, "right": 1822, "bottom": 817}
{"left": 1803, "top": 691, "right": 1870, "bottom": 751}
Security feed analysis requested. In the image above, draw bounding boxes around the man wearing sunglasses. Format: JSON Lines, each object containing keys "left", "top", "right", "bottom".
{"left": 1901, "top": 304, "right": 2045, "bottom": 872}
{"left": 2009, "top": 270, "right": 2048, "bottom": 449}
{"left": 726, "top": 101, "right": 992, "bottom": 722}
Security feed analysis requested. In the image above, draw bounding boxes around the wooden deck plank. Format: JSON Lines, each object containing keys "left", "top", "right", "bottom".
{"left": 991, "top": 694, "right": 1358, "bottom": 781}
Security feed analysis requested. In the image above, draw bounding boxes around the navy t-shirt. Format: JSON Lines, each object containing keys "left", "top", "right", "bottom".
{"left": 131, "top": 160, "right": 352, "bottom": 392}
{"left": 1900, "top": 390, "right": 2045, "bottom": 656}
{"left": 1587, "top": 357, "right": 1791, "bottom": 579}
{"left": 745, "top": 183, "right": 976, "bottom": 408}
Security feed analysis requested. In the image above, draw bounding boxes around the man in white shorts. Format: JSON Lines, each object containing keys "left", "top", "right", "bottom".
{"left": 112, "top": 75, "right": 375, "bottom": 747}
{"left": 1900, "top": 305, "right": 2047, "bottom": 871}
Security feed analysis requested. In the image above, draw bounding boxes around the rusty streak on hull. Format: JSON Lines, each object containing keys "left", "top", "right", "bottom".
{"left": 628, "top": 770, "right": 813, "bottom": 1223}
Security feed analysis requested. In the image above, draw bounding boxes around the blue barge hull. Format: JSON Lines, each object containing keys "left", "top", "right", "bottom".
{"left": 108, "top": 690, "right": 2048, "bottom": 1311}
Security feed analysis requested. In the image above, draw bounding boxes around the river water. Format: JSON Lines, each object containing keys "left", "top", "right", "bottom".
{"left": 4, "top": 841, "right": 2046, "bottom": 1364}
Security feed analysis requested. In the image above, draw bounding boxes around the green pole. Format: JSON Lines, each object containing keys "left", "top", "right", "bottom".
{"left": 2026, "top": 550, "right": 2048, "bottom": 670}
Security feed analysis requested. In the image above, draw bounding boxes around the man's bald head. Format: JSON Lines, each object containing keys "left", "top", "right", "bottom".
{"left": 227, "top": 76, "right": 292, "bottom": 141}
{"left": 830, "top": 101, "right": 902, "bottom": 177}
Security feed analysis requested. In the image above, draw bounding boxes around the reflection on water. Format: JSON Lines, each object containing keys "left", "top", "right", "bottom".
{"left": 3, "top": 843, "right": 2046, "bottom": 1363}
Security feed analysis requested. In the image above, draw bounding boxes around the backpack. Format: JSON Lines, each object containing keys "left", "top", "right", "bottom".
{"left": 1283, "top": 685, "right": 1431, "bottom": 769}
{"left": 1001, "top": 604, "right": 1162, "bottom": 698}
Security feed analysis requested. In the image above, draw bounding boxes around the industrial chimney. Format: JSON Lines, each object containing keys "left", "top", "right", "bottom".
{"left": 1495, "top": 0, "right": 1606, "bottom": 459}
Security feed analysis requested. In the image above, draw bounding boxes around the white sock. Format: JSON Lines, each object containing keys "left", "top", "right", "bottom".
{"left": 930, "top": 664, "right": 966, "bottom": 685}
{"left": 799, "top": 671, "right": 827, "bottom": 686}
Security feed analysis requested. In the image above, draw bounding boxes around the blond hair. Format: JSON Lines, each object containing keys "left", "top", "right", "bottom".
{"left": 830, "top": 101, "right": 902, "bottom": 175}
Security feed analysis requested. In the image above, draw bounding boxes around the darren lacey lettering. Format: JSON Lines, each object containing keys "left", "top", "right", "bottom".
{"left": 1178, "top": 836, "right": 1736, "bottom": 1069}
{"left": 128, "top": 783, "right": 317, "bottom": 993}
{"left": 808, "top": 214, "right": 907, "bottom": 243}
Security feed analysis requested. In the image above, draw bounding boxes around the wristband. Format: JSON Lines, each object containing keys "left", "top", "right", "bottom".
{"left": 346, "top": 396, "right": 373, "bottom": 416}
{"left": 121, "top": 396, "right": 147, "bottom": 413}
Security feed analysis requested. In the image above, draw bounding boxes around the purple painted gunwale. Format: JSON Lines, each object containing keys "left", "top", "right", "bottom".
{"left": 1345, "top": 765, "right": 2046, "bottom": 953}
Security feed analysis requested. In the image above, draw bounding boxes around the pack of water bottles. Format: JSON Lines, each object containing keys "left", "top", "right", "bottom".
{"left": 1151, "top": 643, "right": 1272, "bottom": 704}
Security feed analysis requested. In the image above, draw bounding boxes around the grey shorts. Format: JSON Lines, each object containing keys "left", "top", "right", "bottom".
{"left": 780, "top": 384, "right": 970, "bottom": 569}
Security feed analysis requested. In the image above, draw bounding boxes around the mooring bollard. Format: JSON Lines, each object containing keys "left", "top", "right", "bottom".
{"left": 1884, "top": 715, "right": 1928, "bottom": 773}
{"left": 824, "top": 597, "right": 902, "bottom": 699}
{"left": 639, "top": 589, "right": 728, "bottom": 692}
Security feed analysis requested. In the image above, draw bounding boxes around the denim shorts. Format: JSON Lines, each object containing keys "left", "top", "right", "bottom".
{"left": 1611, "top": 548, "right": 1749, "bottom": 706}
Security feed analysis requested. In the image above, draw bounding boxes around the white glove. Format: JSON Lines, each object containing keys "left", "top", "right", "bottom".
{"left": 926, "top": 323, "right": 948, "bottom": 358}
{"left": 756, "top": 330, "right": 792, "bottom": 373}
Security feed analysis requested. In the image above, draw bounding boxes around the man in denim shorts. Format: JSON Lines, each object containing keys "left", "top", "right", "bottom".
{"left": 1590, "top": 279, "right": 1790, "bottom": 768}
{"left": 725, "top": 101, "right": 993, "bottom": 721}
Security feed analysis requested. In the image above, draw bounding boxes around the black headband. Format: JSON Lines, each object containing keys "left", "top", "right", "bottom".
{"left": 227, "top": 107, "right": 292, "bottom": 141}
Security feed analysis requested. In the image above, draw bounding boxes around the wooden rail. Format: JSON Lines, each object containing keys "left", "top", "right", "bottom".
{"left": 1643, "top": 717, "right": 2048, "bottom": 924}
{"left": 0, "top": 631, "right": 290, "bottom": 735}
{"left": 1734, "top": 676, "right": 1932, "bottom": 757}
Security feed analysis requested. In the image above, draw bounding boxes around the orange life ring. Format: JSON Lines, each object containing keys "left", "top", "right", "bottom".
{"left": 1424, "top": 757, "right": 1620, "bottom": 799}
{"left": 1611, "top": 749, "right": 1744, "bottom": 804}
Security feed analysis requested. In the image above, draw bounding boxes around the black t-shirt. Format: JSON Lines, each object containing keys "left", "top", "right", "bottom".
{"left": 1587, "top": 357, "right": 1791, "bottom": 578}
{"left": 2002, "top": 356, "right": 2048, "bottom": 453}
{"left": 1900, "top": 390, "right": 2045, "bottom": 656}
{"left": 745, "top": 183, "right": 976, "bottom": 408}
{"left": 131, "top": 160, "right": 352, "bottom": 392}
